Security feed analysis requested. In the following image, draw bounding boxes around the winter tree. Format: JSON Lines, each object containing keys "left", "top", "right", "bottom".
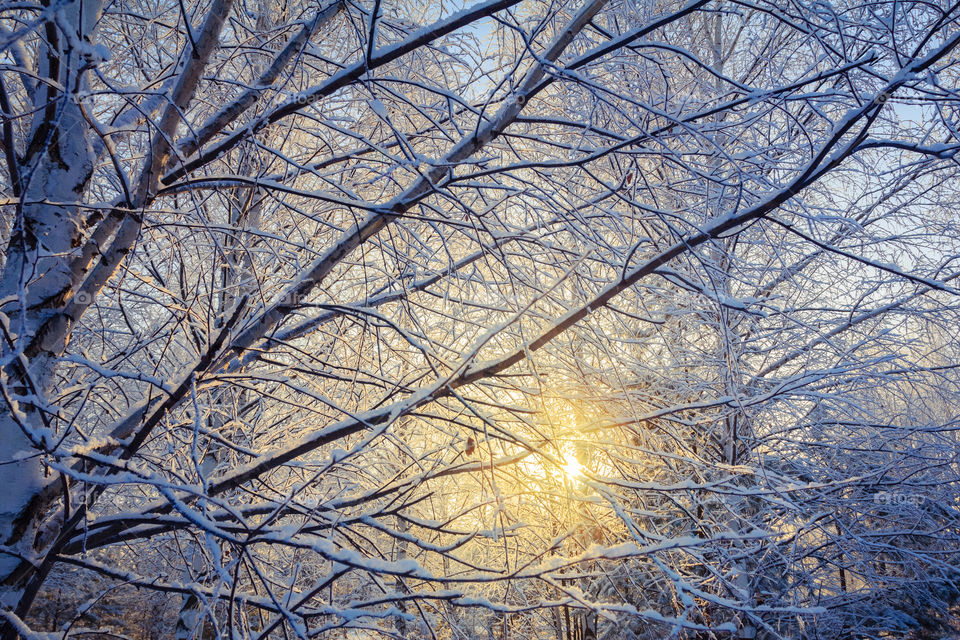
{"left": 2, "top": 0, "right": 960, "bottom": 637}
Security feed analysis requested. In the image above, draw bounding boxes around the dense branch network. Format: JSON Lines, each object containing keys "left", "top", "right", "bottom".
{"left": 1, "top": 0, "right": 960, "bottom": 638}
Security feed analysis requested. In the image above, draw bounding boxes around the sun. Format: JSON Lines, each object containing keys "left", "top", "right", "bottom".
{"left": 560, "top": 452, "right": 584, "bottom": 480}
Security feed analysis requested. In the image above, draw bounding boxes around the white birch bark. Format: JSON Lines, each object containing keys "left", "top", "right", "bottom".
{"left": 0, "top": 0, "right": 103, "bottom": 610}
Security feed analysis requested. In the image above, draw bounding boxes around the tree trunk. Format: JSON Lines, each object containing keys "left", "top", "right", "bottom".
{"left": 0, "top": 0, "right": 101, "bottom": 623}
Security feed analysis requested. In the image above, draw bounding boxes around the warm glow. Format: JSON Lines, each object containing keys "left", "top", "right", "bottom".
{"left": 561, "top": 452, "right": 584, "bottom": 480}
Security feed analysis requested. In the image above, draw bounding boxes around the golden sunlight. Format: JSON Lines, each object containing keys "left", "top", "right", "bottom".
{"left": 560, "top": 452, "right": 584, "bottom": 480}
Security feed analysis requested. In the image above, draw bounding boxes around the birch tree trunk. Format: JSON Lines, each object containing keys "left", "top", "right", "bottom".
{"left": 0, "top": 0, "right": 101, "bottom": 611}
